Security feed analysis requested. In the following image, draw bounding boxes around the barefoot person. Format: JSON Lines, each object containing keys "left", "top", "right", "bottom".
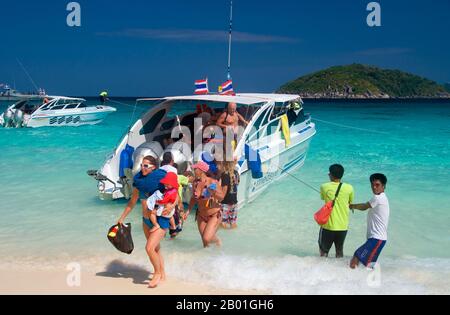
{"left": 117, "top": 156, "right": 175, "bottom": 288}
{"left": 350, "top": 174, "right": 390, "bottom": 269}
{"left": 219, "top": 160, "right": 240, "bottom": 229}
{"left": 188, "top": 161, "right": 223, "bottom": 248}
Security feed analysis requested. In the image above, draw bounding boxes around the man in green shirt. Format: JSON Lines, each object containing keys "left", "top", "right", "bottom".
{"left": 319, "top": 164, "right": 354, "bottom": 258}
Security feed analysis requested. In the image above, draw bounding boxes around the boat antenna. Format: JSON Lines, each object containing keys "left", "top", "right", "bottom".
{"left": 16, "top": 58, "right": 40, "bottom": 93}
{"left": 227, "top": 0, "right": 233, "bottom": 80}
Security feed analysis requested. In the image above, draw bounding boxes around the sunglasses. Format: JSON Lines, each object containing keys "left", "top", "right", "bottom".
{"left": 141, "top": 164, "right": 154, "bottom": 170}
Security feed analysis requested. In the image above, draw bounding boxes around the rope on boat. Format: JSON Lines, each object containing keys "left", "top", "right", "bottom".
{"left": 108, "top": 99, "right": 146, "bottom": 111}
{"left": 279, "top": 167, "right": 321, "bottom": 194}
{"left": 313, "top": 117, "right": 389, "bottom": 135}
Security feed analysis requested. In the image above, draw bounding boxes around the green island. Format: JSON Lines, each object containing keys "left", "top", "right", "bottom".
{"left": 278, "top": 64, "right": 450, "bottom": 99}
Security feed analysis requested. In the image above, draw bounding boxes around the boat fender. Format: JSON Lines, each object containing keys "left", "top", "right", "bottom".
{"left": 119, "top": 144, "right": 135, "bottom": 178}
{"left": 245, "top": 144, "right": 263, "bottom": 179}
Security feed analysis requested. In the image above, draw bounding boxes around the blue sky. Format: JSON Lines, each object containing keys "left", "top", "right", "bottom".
{"left": 0, "top": 0, "right": 449, "bottom": 96}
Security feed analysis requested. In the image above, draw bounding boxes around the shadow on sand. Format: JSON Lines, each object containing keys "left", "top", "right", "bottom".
{"left": 96, "top": 260, "right": 150, "bottom": 285}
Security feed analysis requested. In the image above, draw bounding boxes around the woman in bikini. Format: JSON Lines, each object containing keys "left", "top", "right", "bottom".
{"left": 185, "top": 161, "right": 225, "bottom": 248}
{"left": 117, "top": 156, "right": 177, "bottom": 288}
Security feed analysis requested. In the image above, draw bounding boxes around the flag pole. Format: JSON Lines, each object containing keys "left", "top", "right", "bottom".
{"left": 227, "top": 0, "right": 233, "bottom": 81}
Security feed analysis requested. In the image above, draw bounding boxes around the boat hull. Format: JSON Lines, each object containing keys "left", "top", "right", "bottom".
{"left": 26, "top": 110, "right": 115, "bottom": 128}
{"left": 238, "top": 135, "right": 314, "bottom": 205}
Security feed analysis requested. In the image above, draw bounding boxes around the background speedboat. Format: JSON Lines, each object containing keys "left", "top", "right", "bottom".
{"left": 0, "top": 96, "right": 116, "bottom": 128}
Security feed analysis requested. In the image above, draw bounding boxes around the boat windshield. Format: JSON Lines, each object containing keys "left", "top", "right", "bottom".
{"left": 42, "top": 98, "right": 83, "bottom": 111}
{"left": 135, "top": 99, "right": 267, "bottom": 151}
{"left": 140, "top": 99, "right": 265, "bottom": 121}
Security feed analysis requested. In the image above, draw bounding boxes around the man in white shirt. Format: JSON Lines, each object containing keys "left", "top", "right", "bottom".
{"left": 160, "top": 152, "right": 178, "bottom": 174}
{"left": 349, "top": 174, "right": 390, "bottom": 269}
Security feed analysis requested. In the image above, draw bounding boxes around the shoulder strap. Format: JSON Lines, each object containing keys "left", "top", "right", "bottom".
{"left": 333, "top": 183, "right": 344, "bottom": 205}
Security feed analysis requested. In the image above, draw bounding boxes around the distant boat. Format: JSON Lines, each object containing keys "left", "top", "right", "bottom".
{"left": 0, "top": 85, "right": 36, "bottom": 101}
{"left": 0, "top": 96, "right": 116, "bottom": 128}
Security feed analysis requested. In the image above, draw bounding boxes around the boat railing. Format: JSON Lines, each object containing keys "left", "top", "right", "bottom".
{"left": 246, "top": 108, "right": 288, "bottom": 144}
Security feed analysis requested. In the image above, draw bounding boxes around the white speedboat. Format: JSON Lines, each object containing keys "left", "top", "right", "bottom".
{"left": 88, "top": 93, "right": 316, "bottom": 205}
{"left": 0, "top": 96, "right": 116, "bottom": 128}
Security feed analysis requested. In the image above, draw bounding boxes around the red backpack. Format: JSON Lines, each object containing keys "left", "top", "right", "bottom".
{"left": 314, "top": 183, "right": 343, "bottom": 226}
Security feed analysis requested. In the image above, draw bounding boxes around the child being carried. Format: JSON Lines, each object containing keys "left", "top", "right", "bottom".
{"left": 146, "top": 172, "right": 179, "bottom": 233}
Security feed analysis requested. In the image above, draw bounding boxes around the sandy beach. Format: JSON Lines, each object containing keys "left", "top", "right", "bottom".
{"left": 0, "top": 264, "right": 265, "bottom": 295}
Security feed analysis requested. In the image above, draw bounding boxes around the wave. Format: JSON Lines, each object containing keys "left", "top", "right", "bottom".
{"left": 1, "top": 249, "right": 449, "bottom": 295}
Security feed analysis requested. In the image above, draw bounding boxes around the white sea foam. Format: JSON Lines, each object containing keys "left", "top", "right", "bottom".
{"left": 2, "top": 251, "right": 447, "bottom": 295}
{"left": 163, "top": 252, "right": 450, "bottom": 295}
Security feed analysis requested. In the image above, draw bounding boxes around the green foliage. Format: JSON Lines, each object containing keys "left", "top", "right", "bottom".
{"left": 278, "top": 64, "right": 449, "bottom": 97}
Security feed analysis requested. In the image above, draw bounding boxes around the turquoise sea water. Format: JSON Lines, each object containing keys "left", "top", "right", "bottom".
{"left": 0, "top": 98, "right": 449, "bottom": 294}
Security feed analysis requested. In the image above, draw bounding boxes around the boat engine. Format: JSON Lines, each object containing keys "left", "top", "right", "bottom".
{"left": 13, "top": 109, "right": 24, "bottom": 128}
{"left": 132, "top": 141, "right": 164, "bottom": 175}
{"left": 2, "top": 109, "right": 14, "bottom": 128}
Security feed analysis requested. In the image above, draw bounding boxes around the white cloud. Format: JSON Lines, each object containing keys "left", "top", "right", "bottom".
{"left": 97, "top": 28, "right": 299, "bottom": 43}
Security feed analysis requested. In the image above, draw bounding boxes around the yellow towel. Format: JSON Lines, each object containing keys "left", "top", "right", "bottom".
{"left": 280, "top": 114, "right": 291, "bottom": 147}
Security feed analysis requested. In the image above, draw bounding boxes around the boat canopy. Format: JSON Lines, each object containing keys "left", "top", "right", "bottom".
{"left": 137, "top": 93, "right": 302, "bottom": 106}
{"left": 47, "top": 96, "right": 86, "bottom": 102}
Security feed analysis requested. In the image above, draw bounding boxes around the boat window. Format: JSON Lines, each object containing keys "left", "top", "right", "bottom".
{"left": 65, "top": 104, "right": 78, "bottom": 109}
{"left": 270, "top": 103, "right": 288, "bottom": 119}
{"left": 252, "top": 107, "right": 272, "bottom": 130}
{"left": 140, "top": 109, "right": 166, "bottom": 135}
{"left": 13, "top": 101, "right": 27, "bottom": 110}
{"left": 294, "top": 109, "right": 306, "bottom": 125}
{"left": 180, "top": 113, "right": 197, "bottom": 126}
{"left": 238, "top": 106, "right": 259, "bottom": 121}
{"left": 77, "top": 103, "right": 87, "bottom": 108}
{"left": 160, "top": 119, "right": 175, "bottom": 131}
{"left": 266, "top": 119, "right": 281, "bottom": 136}
{"left": 51, "top": 105, "right": 65, "bottom": 110}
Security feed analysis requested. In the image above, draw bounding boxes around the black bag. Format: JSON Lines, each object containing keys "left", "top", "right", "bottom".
{"left": 107, "top": 223, "right": 134, "bottom": 254}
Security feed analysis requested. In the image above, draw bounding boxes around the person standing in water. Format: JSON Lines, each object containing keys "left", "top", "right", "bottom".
{"left": 350, "top": 174, "right": 390, "bottom": 269}
{"left": 186, "top": 161, "right": 223, "bottom": 248}
{"left": 99, "top": 91, "right": 109, "bottom": 105}
{"left": 219, "top": 160, "right": 240, "bottom": 229}
{"left": 318, "top": 164, "right": 354, "bottom": 258}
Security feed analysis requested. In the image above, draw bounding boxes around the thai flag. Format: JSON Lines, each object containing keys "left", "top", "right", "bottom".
{"left": 220, "top": 80, "right": 235, "bottom": 95}
{"left": 195, "top": 79, "right": 209, "bottom": 95}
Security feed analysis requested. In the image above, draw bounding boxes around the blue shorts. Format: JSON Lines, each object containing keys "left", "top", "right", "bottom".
{"left": 139, "top": 190, "right": 148, "bottom": 200}
{"left": 354, "top": 238, "right": 387, "bottom": 268}
{"left": 143, "top": 216, "right": 171, "bottom": 230}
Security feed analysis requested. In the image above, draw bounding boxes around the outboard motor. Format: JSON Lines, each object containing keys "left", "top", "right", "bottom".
{"left": 13, "top": 109, "right": 24, "bottom": 128}
{"left": 2, "top": 108, "right": 14, "bottom": 128}
{"left": 132, "top": 141, "right": 164, "bottom": 175}
{"left": 164, "top": 142, "right": 191, "bottom": 174}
